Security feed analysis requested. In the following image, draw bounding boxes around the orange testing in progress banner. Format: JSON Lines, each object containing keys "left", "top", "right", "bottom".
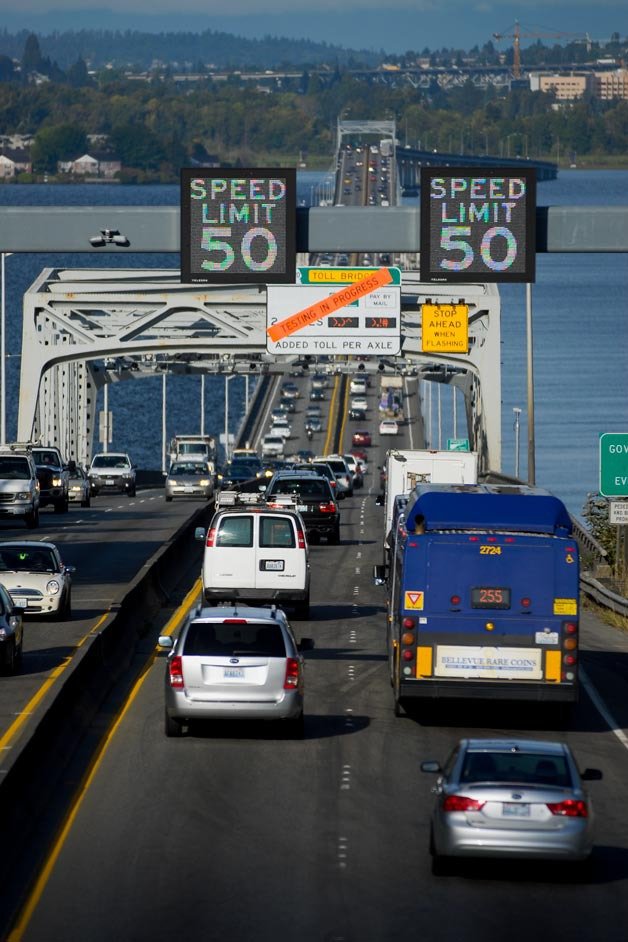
{"left": 266, "top": 267, "right": 393, "bottom": 343}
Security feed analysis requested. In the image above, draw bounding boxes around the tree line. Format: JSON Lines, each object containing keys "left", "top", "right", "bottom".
{"left": 0, "top": 37, "right": 627, "bottom": 180}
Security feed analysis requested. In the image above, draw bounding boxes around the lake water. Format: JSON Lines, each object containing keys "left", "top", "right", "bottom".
{"left": 1, "top": 169, "right": 627, "bottom": 518}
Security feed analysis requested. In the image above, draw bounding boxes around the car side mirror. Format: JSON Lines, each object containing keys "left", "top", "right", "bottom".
{"left": 420, "top": 761, "right": 442, "bottom": 773}
{"left": 375, "top": 495, "right": 384, "bottom": 506}
{"left": 194, "top": 527, "right": 206, "bottom": 542}
{"left": 373, "top": 564, "right": 387, "bottom": 586}
{"left": 158, "top": 635, "right": 174, "bottom": 650}
{"left": 581, "top": 768, "right": 603, "bottom": 781}
{"left": 67, "top": 460, "right": 77, "bottom": 472}
{"left": 298, "top": 637, "right": 315, "bottom": 651}
{"left": 65, "top": 565, "right": 77, "bottom": 574}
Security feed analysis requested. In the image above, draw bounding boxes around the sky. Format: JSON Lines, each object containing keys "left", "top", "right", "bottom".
{"left": 2, "top": 1, "right": 626, "bottom": 54}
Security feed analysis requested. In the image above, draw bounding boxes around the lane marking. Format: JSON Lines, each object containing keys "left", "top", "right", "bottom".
{"left": 0, "top": 613, "right": 109, "bottom": 753}
{"left": 7, "top": 580, "right": 202, "bottom": 941}
{"left": 580, "top": 666, "right": 628, "bottom": 751}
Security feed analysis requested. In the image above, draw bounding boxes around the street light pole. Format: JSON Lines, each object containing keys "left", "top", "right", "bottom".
{"left": 526, "top": 284, "right": 536, "bottom": 484}
{"left": 513, "top": 407, "right": 522, "bottom": 479}
{"left": 200, "top": 374, "right": 205, "bottom": 435}
{"left": 0, "top": 252, "right": 12, "bottom": 446}
{"left": 162, "top": 372, "right": 167, "bottom": 473}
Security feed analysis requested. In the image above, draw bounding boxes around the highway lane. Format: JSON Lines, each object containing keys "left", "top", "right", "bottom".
{"left": 7, "top": 378, "right": 628, "bottom": 942}
{"left": 0, "top": 488, "right": 213, "bottom": 742}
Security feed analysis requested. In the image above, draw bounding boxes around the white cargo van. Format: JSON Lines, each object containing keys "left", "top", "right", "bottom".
{"left": 195, "top": 505, "right": 311, "bottom": 618}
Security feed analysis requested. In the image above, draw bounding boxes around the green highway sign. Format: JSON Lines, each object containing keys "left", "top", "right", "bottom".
{"left": 599, "top": 432, "right": 628, "bottom": 497}
{"left": 447, "top": 438, "right": 470, "bottom": 452}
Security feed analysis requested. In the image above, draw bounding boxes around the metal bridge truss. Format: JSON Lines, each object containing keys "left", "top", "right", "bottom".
{"left": 18, "top": 267, "right": 501, "bottom": 473}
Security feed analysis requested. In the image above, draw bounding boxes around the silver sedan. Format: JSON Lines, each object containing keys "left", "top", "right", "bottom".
{"left": 164, "top": 461, "right": 214, "bottom": 502}
{"left": 421, "top": 738, "right": 602, "bottom": 873}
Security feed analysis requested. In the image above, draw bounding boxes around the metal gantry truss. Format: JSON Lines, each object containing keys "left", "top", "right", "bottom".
{"left": 18, "top": 267, "right": 502, "bottom": 472}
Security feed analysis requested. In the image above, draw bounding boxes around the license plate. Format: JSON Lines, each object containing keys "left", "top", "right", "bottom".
{"left": 106, "top": 478, "right": 115, "bottom": 485}
{"left": 184, "top": 487, "right": 194, "bottom": 493}
{"left": 223, "top": 667, "right": 244, "bottom": 679}
{"left": 12, "top": 597, "right": 28, "bottom": 609}
{"left": 502, "top": 802, "right": 530, "bottom": 817}
{"left": 297, "top": 504, "right": 307, "bottom": 512}
{"left": 262, "top": 559, "right": 285, "bottom": 571}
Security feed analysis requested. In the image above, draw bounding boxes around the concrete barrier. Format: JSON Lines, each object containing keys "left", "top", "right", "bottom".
{"left": 0, "top": 501, "right": 213, "bottom": 926}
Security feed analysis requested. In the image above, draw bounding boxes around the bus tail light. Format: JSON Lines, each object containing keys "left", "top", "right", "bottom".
{"left": 402, "top": 649, "right": 414, "bottom": 661}
{"left": 563, "top": 653, "right": 577, "bottom": 666}
{"left": 442, "top": 795, "right": 485, "bottom": 813}
{"left": 168, "top": 655, "right": 184, "bottom": 689}
{"left": 402, "top": 617, "right": 415, "bottom": 630}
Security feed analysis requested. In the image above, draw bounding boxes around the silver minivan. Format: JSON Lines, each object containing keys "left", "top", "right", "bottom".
{"left": 195, "top": 505, "right": 311, "bottom": 618}
{"left": 159, "top": 604, "right": 312, "bottom": 737}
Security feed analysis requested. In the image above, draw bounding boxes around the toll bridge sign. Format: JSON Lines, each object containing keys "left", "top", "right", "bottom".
{"left": 420, "top": 166, "right": 536, "bottom": 284}
{"left": 180, "top": 167, "right": 296, "bottom": 284}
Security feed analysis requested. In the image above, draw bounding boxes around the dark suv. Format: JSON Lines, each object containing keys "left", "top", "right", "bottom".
{"left": 266, "top": 470, "right": 340, "bottom": 544}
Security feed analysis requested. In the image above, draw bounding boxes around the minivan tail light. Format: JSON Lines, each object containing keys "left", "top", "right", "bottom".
{"left": 297, "top": 529, "right": 306, "bottom": 549}
{"left": 284, "top": 658, "right": 300, "bottom": 688}
{"left": 206, "top": 527, "right": 217, "bottom": 547}
{"left": 168, "top": 655, "right": 184, "bottom": 689}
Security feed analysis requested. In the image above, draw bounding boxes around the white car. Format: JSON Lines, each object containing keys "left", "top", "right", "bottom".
{"left": 379, "top": 419, "right": 399, "bottom": 436}
{"left": 262, "top": 435, "right": 285, "bottom": 458}
{"left": 270, "top": 418, "right": 291, "bottom": 440}
{"left": 0, "top": 540, "right": 75, "bottom": 620}
{"left": 349, "top": 377, "right": 368, "bottom": 395}
{"left": 350, "top": 396, "right": 368, "bottom": 412}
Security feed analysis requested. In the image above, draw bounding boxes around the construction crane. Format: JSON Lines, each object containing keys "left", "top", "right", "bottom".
{"left": 493, "top": 21, "right": 588, "bottom": 79}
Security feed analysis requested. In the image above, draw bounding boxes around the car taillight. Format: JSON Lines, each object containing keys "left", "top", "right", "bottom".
{"left": 206, "top": 527, "right": 216, "bottom": 547}
{"left": 318, "top": 502, "right": 337, "bottom": 513}
{"left": 297, "top": 529, "right": 306, "bottom": 549}
{"left": 168, "top": 655, "right": 184, "bottom": 689}
{"left": 442, "top": 795, "right": 486, "bottom": 812}
{"left": 546, "top": 800, "right": 588, "bottom": 817}
{"left": 284, "top": 658, "right": 300, "bottom": 689}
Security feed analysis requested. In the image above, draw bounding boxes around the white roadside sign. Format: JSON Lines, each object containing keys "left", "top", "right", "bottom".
{"left": 609, "top": 501, "right": 628, "bottom": 524}
{"left": 266, "top": 267, "right": 401, "bottom": 355}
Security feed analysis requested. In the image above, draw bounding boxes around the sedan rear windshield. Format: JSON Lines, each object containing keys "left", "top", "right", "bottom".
{"left": 460, "top": 752, "right": 571, "bottom": 787}
{"left": 183, "top": 622, "right": 286, "bottom": 657}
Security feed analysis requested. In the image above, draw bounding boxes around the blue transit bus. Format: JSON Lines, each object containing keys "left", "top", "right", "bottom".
{"left": 376, "top": 485, "right": 580, "bottom": 715}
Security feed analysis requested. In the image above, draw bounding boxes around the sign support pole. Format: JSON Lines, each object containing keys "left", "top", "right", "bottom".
{"left": 526, "top": 282, "right": 536, "bottom": 485}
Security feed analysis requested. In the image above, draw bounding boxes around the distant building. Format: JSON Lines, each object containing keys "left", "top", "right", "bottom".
{"left": 594, "top": 68, "right": 628, "bottom": 100}
{"left": 530, "top": 72, "right": 591, "bottom": 101}
{"left": 58, "top": 152, "right": 122, "bottom": 178}
{"left": 0, "top": 148, "right": 32, "bottom": 178}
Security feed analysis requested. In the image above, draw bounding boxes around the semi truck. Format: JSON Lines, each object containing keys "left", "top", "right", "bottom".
{"left": 378, "top": 374, "right": 404, "bottom": 420}
{"left": 378, "top": 448, "right": 478, "bottom": 562}
{"left": 169, "top": 435, "right": 216, "bottom": 471}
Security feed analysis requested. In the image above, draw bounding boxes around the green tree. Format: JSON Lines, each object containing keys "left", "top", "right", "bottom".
{"left": 31, "top": 123, "right": 87, "bottom": 173}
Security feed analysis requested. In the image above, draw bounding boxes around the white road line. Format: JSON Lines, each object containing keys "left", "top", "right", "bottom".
{"left": 580, "top": 666, "right": 628, "bottom": 751}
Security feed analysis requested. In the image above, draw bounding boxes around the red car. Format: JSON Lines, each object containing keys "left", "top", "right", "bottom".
{"left": 352, "top": 429, "right": 372, "bottom": 447}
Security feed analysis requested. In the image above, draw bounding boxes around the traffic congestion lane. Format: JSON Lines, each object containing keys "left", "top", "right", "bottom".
{"left": 0, "top": 488, "right": 211, "bottom": 742}
{"left": 10, "top": 472, "right": 628, "bottom": 942}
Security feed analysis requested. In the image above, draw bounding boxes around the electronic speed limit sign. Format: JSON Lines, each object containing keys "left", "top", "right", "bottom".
{"left": 180, "top": 167, "right": 296, "bottom": 284}
{"left": 420, "top": 167, "right": 536, "bottom": 283}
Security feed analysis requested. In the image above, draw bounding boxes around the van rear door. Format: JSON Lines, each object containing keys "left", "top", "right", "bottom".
{"left": 206, "top": 513, "right": 256, "bottom": 590}
{"left": 256, "top": 514, "right": 305, "bottom": 592}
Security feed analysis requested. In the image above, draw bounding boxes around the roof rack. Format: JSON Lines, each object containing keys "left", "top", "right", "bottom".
{"left": 0, "top": 441, "right": 41, "bottom": 454}
{"left": 215, "top": 489, "right": 264, "bottom": 509}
